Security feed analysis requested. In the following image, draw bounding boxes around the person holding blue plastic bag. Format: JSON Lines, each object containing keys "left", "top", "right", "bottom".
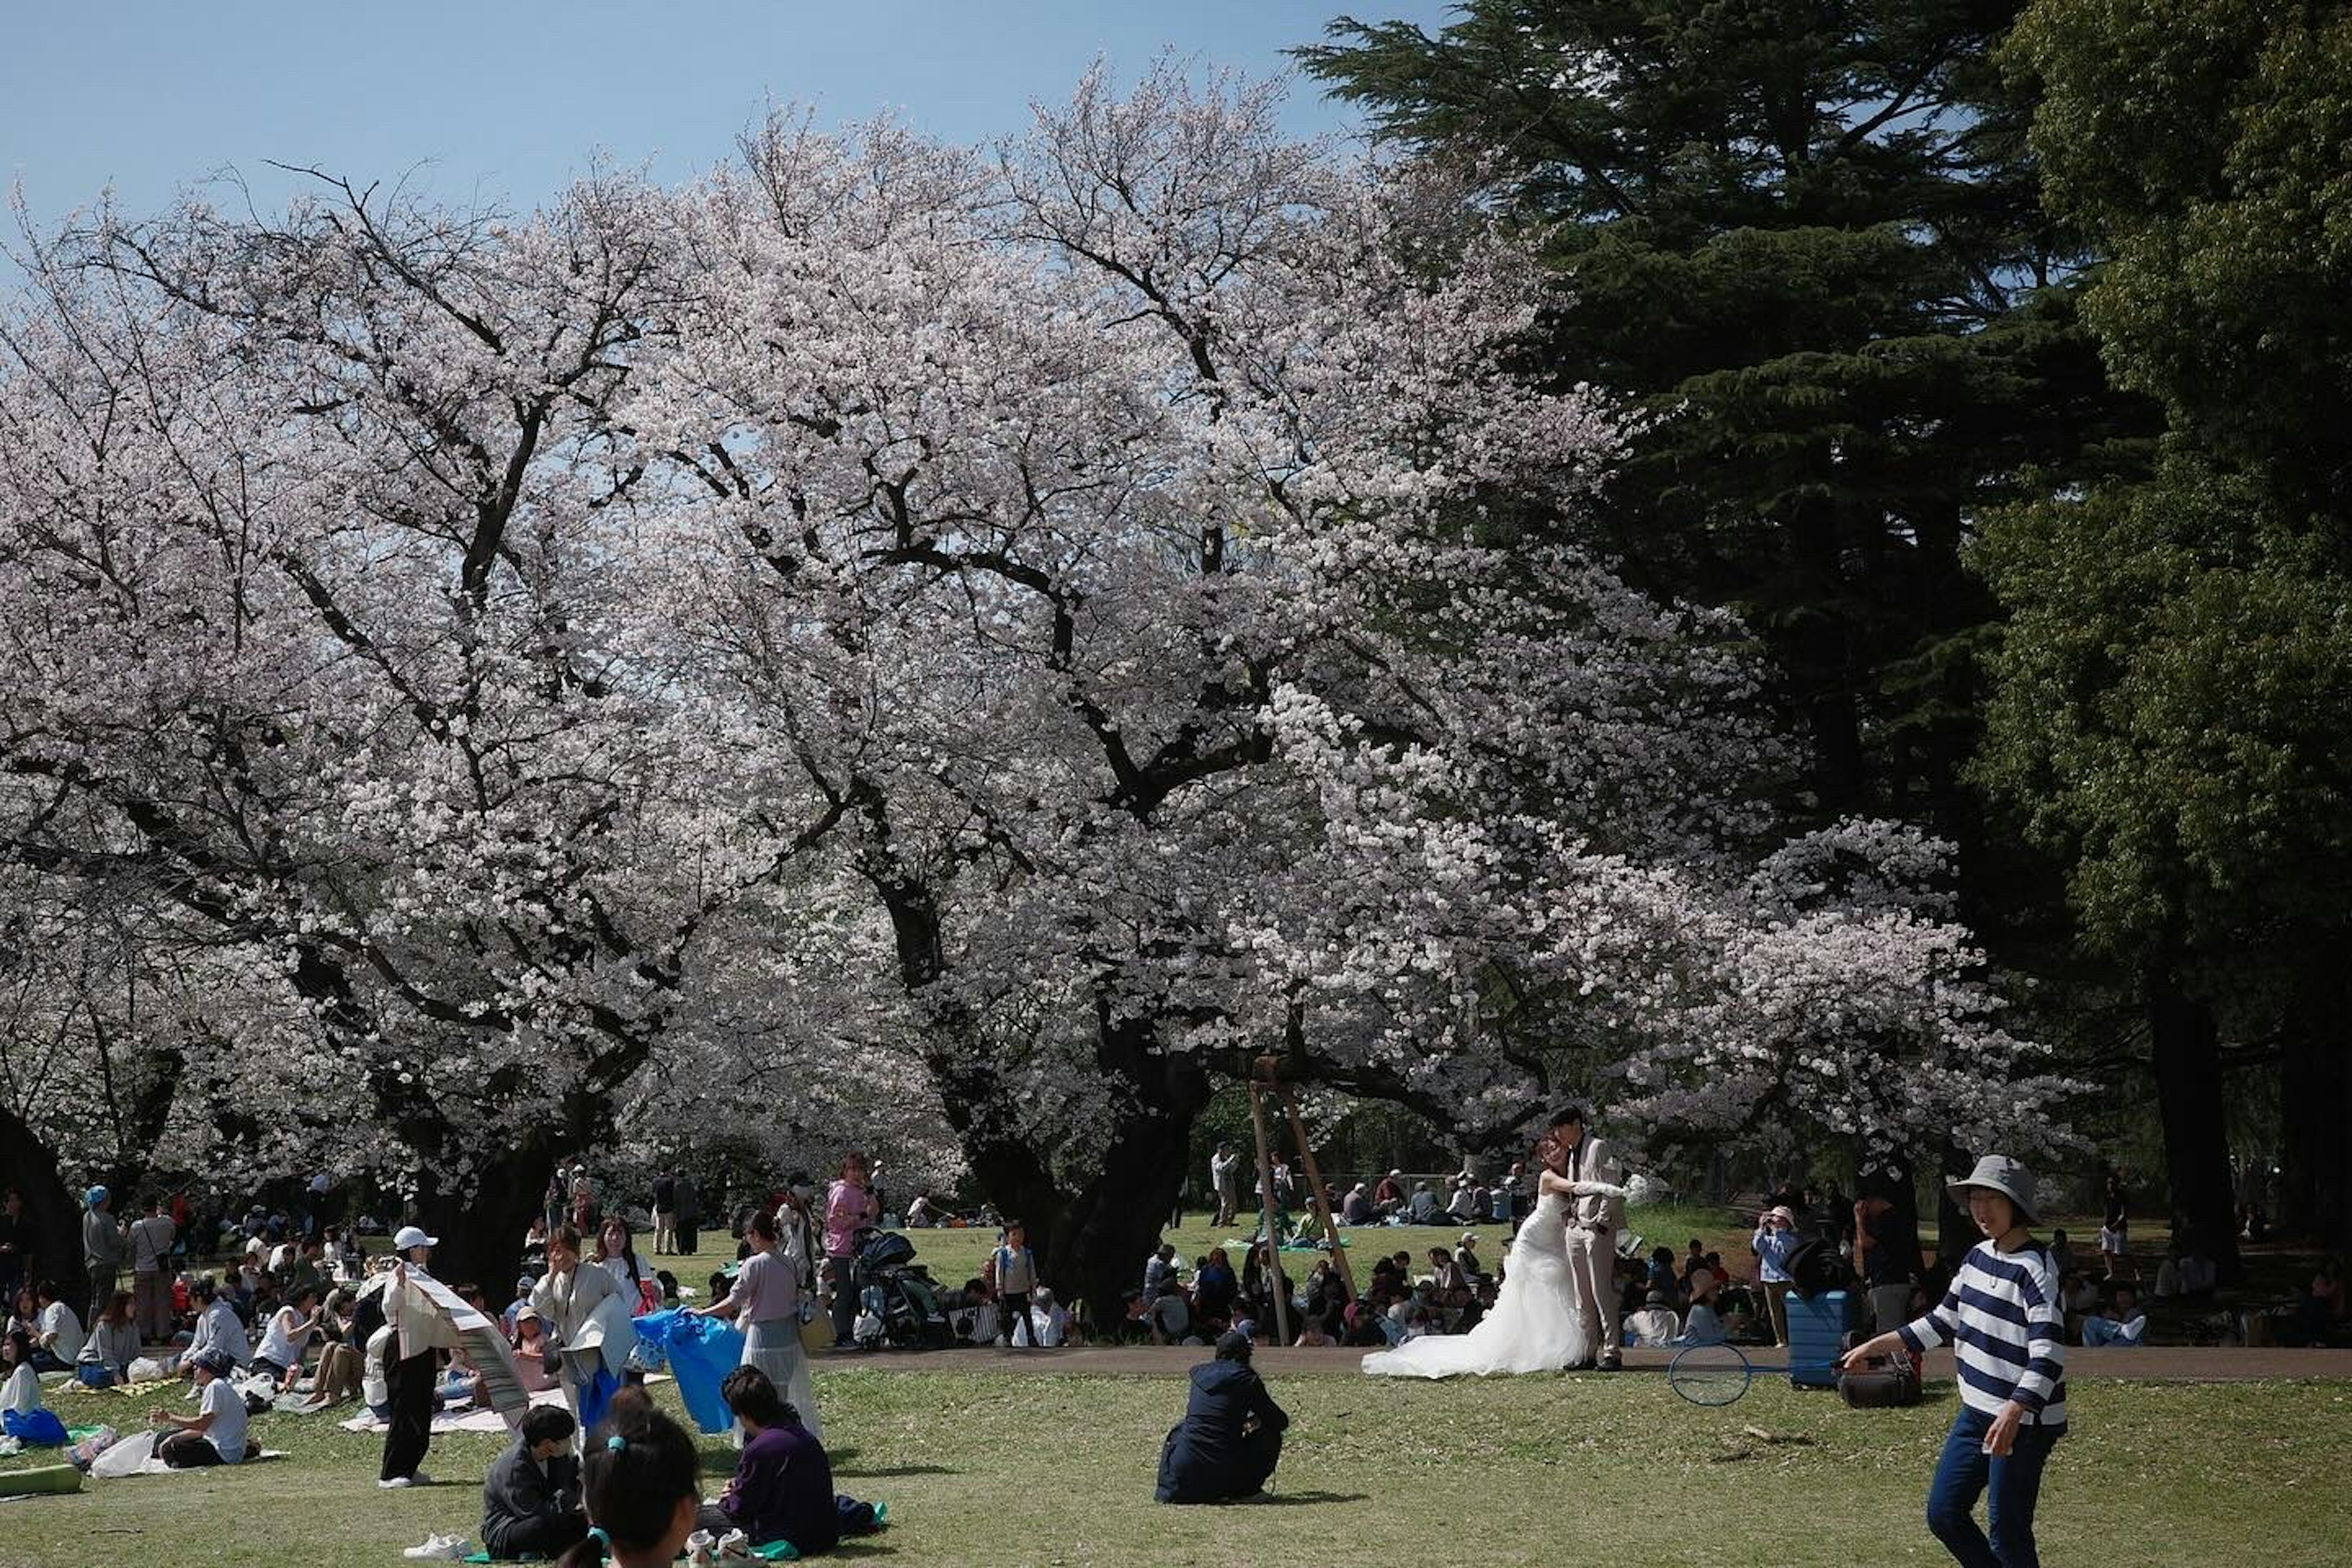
{"left": 698, "top": 1208, "right": 820, "bottom": 1440}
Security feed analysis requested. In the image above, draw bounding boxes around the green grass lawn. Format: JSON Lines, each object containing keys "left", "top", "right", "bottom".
{"left": 4, "top": 1365, "right": 2348, "bottom": 1566}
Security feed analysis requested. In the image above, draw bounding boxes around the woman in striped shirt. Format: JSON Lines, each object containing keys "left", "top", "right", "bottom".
{"left": 1841, "top": 1154, "right": 2064, "bottom": 1568}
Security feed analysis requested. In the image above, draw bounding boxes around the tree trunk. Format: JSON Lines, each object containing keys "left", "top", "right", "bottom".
{"left": 0, "top": 1099, "right": 83, "bottom": 1292}
{"left": 1934, "top": 1142, "right": 1977, "bottom": 1270}
{"left": 409, "top": 1137, "right": 557, "bottom": 1297}
{"left": 2279, "top": 960, "right": 2352, "bottom": 1250}
{"left": 930, "top": 1000, "right": 1213, "bottom": 1330}
{"left": 2146, "top": 963, "right": 2244, "bottom": 1282}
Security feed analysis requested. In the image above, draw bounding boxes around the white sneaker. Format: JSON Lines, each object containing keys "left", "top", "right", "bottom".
{"left": 685, "top": 1528, "right": 717, "bottom": 1567}
{"left": 717, "top": 1528, "right": 753, "bottom": 1559}
{"left": 402, "top": 1536, "right": 469, "bottom": 1560}
{"left": 377, "top": 1476, "right": 414, "bottom": 1490}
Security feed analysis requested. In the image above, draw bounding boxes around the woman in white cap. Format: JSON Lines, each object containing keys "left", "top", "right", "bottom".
{"left": 378, "top": 1225, "right": 440, "bottom": 1488}
{"left": 1841, "top": 1154, "right": 2065, "bottom": 1568}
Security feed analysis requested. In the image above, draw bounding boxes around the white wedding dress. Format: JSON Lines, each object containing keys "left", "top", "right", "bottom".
{"left": 1362, "top": 1189, "right": 1593, "bottom": 1378}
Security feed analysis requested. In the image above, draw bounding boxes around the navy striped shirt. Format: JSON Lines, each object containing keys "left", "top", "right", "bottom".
{"left": 1898, "top": 1239, "right": 2067, "bottom": 1431}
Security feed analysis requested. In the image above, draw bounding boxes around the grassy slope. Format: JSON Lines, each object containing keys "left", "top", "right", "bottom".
{"left": 4, "top": 1368, "right": 2348, "bottom": 1566}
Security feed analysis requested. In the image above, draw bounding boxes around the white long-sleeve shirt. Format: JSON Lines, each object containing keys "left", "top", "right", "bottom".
{"left": 1898, "top": 1239, "right": 2067, "bottom": 1430}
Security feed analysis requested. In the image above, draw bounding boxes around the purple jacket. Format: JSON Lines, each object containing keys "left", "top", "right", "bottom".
{"left": 722, "top": 1419, "right": 837, "bottom": 1555}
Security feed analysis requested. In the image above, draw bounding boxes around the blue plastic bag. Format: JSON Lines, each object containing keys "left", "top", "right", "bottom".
{"left": 630, "top": 1308, "right": 744, "bottom": 1435}
{"left": 3, "top": 1407, "right": 70, "bottom": 1447}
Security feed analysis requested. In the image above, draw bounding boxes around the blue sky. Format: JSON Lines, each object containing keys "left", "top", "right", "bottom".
{"left": 5, "top": 2, "right": 1452, "bottom": 234}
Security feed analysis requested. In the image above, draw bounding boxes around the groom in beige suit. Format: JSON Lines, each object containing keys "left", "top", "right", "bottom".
{"left": 1548, "top": 1104, "right": 1626, "bottom": 1372}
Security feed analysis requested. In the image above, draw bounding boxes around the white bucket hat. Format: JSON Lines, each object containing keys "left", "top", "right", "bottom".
{"left": 1947, "top": 1155, "right": 2038, "bottom": 1224}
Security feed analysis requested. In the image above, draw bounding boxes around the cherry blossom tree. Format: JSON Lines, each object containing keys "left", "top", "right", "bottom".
{"left": 0, "top": 66, "right": 2075, "bottom": 1314}
{"left": 628, "top": 64, "right": 2076, "bottom": 1314}
{"left": 0, "top": 173, "right": 846, "bottom": 1286}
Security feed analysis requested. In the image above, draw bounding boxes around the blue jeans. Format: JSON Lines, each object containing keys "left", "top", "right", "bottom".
{"left": 1927, "top": 1405, "right": 2059, "bottom": 1567}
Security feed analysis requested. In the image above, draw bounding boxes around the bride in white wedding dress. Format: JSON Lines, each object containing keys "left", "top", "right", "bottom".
{"left": 1362, "top": 1139, "right": 1601, "bottom": 1378}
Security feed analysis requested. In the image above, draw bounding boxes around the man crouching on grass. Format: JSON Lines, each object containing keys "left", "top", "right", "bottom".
{"left": 1841, "top": 1155, "right": 2065, "bottom": 1568}
{"left": 1155, "top": 1331, "right": 1289, "bottom": 1504}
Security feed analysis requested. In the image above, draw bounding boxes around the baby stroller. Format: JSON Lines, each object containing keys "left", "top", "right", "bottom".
{"left": 853, "top": 1227, "right": 952, "bottom": 1350}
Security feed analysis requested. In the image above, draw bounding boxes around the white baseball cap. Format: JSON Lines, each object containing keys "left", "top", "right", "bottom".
{"left": 393, "top": 1226, "right": 439, "bottom": 1252}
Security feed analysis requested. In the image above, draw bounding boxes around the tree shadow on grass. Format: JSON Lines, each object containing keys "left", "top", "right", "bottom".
{"left": 1246, "top": 1490, "right": 1368, "bottom": 1506}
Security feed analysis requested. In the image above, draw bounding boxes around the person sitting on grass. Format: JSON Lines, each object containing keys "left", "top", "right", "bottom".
{"left": 508, "top": 1306, "right": 560, "bottom": 1394}
{"left": 1341, "top": 1185, "right": 1373, "bottom": 1225}
{"left": 1192, "top": 1248, "right": 1238, "bottom": 1332}
{"left": 1407, "top": 1181, "right": 1444, "bottom": 1225}
{"left": 1155, "top": 1330, "right": 1290, "bottom": 1504}
{"left": 1678, "top": 1270, "right": 1727, "bottom": 1346}
{"left": 482, "top": 1404, "right": 587, "bottom": 1561}
{"left": 960, "top": 1278, "right": 1001, "bottom": 1346}
{"left": 1148, "top": 1281, "right": 1194, "bottom": 1346}
{"left": 250, "top": 1282, "right": 323, "bottom": 1391}
{"left": 697, "top": 1365, "right": 841, "bottom": 1555}
{"left": 149, "top": 1348, "right": 249, "bottom": 1466}
{"left": 31, "top": 1280, "right": 82, "bottom": 1373}
{"left": 1624, "top": 1288, "right": 1681, "bottom": 1348}
{"left": 75, "top": 1291, "right": 139, "bottom": 1386}
{"left": 187, "top": 1276, "right": 251, "bottom": 1373}
{"left": 2080, "top": 1284, "right": 2147, "bottom": 1347}
{"left": 4, "top": 1329, "right": 42, "bottom": 1415}
{"left": 2296, "top": 1256, "right": 2347, "bottom": 1345}
{"left": 1022, "top": 1287, "right": 1068, "bottom": 1348}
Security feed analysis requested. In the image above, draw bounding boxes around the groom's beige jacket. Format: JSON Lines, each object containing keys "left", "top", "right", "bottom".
{"left": 1563, "top": 1136, "right": 1625, "bottom": 1232}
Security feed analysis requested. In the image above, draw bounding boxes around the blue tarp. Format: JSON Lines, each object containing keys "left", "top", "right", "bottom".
{"left": 631, "top": 1308, "right": 744, "bottom": 1434}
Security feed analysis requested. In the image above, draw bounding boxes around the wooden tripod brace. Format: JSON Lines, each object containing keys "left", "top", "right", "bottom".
{"left": 1246, "top": 1055, "right": 1356, "bottom": 1331}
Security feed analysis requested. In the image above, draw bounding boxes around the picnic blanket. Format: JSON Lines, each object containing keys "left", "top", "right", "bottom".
{"left": 337, "top": 1387, "right": 568, "bottom": 1434}
{"left": 88, "top": 1433, "right": 292, "bottom": 1479}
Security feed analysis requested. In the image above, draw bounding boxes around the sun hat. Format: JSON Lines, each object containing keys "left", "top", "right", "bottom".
{"left": 1388, "top": 1169, "right": 1403, "bottom": 1179}
{"left": 1947, "top": 1154, "right": 2038, "bottom": 1224}
{"left": 85, "top": 1185, "right": 108, "bottom": 1207}
{"left": 1458, "top": 1232, "right": 1478, "bottom": 1247}
{"left": 392, "top": 1225, "right": 439, "bottom": 1253}
{"left": 1687, "top": 1267, "right": 1720, "bottom": 1301}
{"left": 1765, "top": 1205, "right": 1797, "bottom": 1227}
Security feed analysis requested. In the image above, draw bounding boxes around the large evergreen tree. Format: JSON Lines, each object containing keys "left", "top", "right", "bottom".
{"left": 1981, "top": 0, "right": 2352, "bottom": 1262}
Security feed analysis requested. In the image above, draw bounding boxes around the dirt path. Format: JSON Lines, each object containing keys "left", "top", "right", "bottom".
{"left": 828, "top": 1342, "right": 2352, "bottom": 1382}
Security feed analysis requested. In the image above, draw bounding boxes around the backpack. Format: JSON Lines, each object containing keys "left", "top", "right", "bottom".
{"left": 1784, "top": 1236, "right": 1850, "bottom": 1296}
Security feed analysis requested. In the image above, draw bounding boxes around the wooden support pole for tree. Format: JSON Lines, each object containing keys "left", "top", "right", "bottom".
{"left": 1245, "top": 1083, "right": 1293, "bottom": 1346}
{"left": 1279, "top": 1083, "right": 1355, "bottom": 1299}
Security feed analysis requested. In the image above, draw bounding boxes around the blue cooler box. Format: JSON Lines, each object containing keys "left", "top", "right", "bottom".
{"left": 1787, "top": 1289, "right": 1857, "bottom": 1389}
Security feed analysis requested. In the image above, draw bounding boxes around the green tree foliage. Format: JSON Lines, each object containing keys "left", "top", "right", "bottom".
{"left": 1983, "top": 0, "right": 2352, "bottom": 1255}
{"left": 1300, "top": 1, "right": 2135, "bottom": 864}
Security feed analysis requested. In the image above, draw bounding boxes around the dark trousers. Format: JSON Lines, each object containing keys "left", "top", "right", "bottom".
{"left": 1000, "top": 1291, "right": 1031, "bottom": 1345}
{"left": 88, "top": 1264, "right": 119, "bottom": 1326}
{"left": 829, "top": 1254, "right": 858, "bottom": 1345}
{"left": 489, "top": 1512, "right": 589, "bottom": 1560}
{"left": 1926, "top": 1405, "right": 2059, "bottom": 1568}
{"left": 379, "top": 1348, "right": 437, "bottom": 1482}
{"left": 159, "top": 1431, "right": 227, "bottom": 1468}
